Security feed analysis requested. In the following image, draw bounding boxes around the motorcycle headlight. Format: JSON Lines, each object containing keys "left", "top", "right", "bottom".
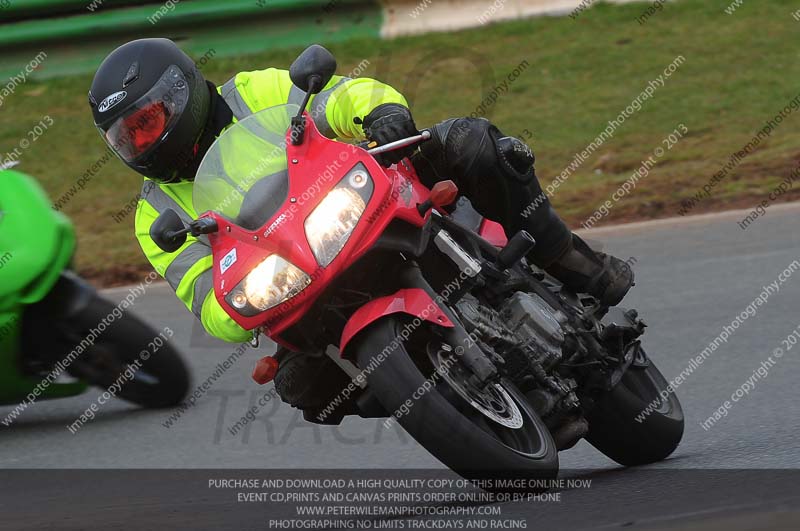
{"left": 304, "top": 164, "right": 374, "bottom": 267}
{"left": 226, "top": 255, "right": 311, "bottom": 316}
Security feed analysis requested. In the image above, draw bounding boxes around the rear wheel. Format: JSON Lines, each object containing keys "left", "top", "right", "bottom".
{"left": 352, "top": 316, "right": 558, "bottom": 489}
{"left": 585, "top": 346, "right": 684, "bottom": 466}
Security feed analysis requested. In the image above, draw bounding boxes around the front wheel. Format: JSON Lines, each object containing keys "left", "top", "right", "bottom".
{"left": 584, "top": 346, "right": 684, "bottom": 466}
{"left": 352, "top": 317, "right": 558, "bottom": 488}
{"left": 60, "top": 293, "right": 190, "bottom": 409}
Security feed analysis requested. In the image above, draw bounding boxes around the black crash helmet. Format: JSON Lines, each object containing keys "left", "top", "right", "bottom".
{"left": 89, "top": 38, "right": 211, "bottom": 183}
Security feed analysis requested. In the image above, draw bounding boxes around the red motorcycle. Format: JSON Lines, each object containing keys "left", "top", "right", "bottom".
{"left": 152, "top": 45, "right": 683, "bottom": 484}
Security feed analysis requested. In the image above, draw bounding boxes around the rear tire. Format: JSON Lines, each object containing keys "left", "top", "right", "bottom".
{"left": 585, "top": 348, "right": 684, "bottom": 466}
{"left": 352, "top": 316, "right": 558, "bottom": 488}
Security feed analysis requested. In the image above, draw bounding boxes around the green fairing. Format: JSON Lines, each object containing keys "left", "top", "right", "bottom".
{"left": 0, "top": 169, "right": 87, "bottom": 404}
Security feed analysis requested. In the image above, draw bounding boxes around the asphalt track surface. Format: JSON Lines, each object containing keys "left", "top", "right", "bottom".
{"left": 2, "top": 203, "right": 800, "bottom": 530}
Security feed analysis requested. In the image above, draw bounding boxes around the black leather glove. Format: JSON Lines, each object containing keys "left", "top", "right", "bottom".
{"left": 357, "top": 103, "right": 419, "bottom": 166}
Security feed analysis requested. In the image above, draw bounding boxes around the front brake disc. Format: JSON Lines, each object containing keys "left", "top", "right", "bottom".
{"left": 429, "top": 343, "right": 523, "bottom": 429}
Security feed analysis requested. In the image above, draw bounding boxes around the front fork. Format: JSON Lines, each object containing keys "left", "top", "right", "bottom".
{"left": 404, "top": 212, "right": 539, "bottom": 388}
{"left": 0, "top": 272, "right": 93, "bottom": 405}
{"left": 396, "top": 249, "right": 499, "bottom": 387}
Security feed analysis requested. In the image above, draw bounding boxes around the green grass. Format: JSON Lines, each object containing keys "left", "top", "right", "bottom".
{"left": 2, "top": 0, "right": 800, "bottom": 285}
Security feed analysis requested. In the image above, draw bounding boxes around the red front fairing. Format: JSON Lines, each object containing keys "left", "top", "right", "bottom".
{"left": 203, "top": 113, "right": 432, "bottom": 341}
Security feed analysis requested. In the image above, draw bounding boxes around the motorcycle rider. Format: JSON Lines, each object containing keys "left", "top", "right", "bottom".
{"left": 89, "top": 39, "right": 633, "bottom": 417}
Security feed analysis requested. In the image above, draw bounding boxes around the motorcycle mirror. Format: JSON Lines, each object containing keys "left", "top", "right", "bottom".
{"left": 289, "top": 44, "right": 337, "bottom": 95}
{"left": 150, "top": 208, "right": 188, "bottom": 253}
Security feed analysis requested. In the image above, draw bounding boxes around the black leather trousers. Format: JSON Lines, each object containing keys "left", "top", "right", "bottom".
{"left": 411, "top": 117, "right": 571, "bottom": 266}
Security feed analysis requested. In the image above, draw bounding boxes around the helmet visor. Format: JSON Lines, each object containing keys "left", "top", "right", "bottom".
{"left": 101, "top": 65, "right": 189, "bottom": 162}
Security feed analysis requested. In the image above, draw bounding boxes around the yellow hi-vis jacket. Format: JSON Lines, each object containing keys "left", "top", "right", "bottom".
{"left": 134, "top": 68, "right": 408, "bottom": 342}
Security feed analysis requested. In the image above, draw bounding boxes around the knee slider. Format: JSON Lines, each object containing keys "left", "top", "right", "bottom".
{"left": 439, "top": 118, "right": 535, "bottom": 185}
{"left": 496, "top": 136, "right": 535, "bottom": 184}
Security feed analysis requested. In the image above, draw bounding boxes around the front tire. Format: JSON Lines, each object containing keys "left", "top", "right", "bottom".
{"left": 585, "top": 347, "right": 684, "bottom": 466}
{"left": 60, "top": 293, "right": 190, "bottom": 409}
{"left": 352, "top": 317, "right": 558, "bottom": 487}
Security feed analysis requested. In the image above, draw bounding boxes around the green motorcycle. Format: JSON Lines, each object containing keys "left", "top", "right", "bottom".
{"left": 0, "top": 168, "right": 189, "bottom": 417}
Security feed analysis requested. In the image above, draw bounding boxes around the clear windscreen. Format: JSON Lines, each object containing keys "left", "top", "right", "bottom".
{"left": 193, "top": 104, "right": 300, "bottom": 225}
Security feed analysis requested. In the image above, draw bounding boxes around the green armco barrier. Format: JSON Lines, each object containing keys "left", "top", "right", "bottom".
{"left": 0, "top": 0, "right": 383, "bottom": 80}
{"left": 0, "top": 0, "right": 139, "bottom": 18}
{"left": 1, "top": 0, "right": 346, "bottom": 47}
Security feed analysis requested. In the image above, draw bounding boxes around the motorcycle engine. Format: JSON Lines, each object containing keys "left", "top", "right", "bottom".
{"left": 454, "top": 292, "right": 580, "bottom": 424}
{"left": 500, "top": 291, "right": 567, "bottom": 368}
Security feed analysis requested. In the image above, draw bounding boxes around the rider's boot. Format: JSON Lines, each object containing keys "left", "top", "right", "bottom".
{"left": 541, "top": 233, "right": 634, "bottom": 307}
{"left": 501, "top": 182, "right": 634, "bottom": 305}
